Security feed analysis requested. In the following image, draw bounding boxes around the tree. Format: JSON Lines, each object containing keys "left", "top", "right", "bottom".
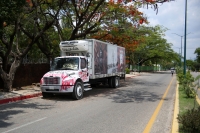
{"left": 37, "top": 0, "right": 109, "bottom": 62}
{"left": 0, "top": 0, "right": 26, "bottom": 33}
{"left": 0, "top": 0, "right": 65, "bottom": 92}
{"left": 194, "top": 47, "right": 200, "bottom": 63}
{"left": 56, "top": 0, "right": 106, "bottom": 40}
{"left": 27, "top": 0, "right": 174, "bottom": 65}
{"left": 57, "top": 0, "right": 173, "bottom": 40}
{"left": 133, "top": 25, "right": 179, "bottom": 67}
{"left": 90, "top": 1, "right": 148, "bottom": 68}
{"left": 186, "top": 59, "right": 195, "bottom": 71}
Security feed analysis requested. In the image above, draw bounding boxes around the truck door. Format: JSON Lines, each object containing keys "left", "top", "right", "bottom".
{"left": 79, "top": 58, "right": 89, "bottom": 82}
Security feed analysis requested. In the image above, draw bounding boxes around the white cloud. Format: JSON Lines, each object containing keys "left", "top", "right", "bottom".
{"left": 139, "top": 0, "right": 200, "bottom": 60}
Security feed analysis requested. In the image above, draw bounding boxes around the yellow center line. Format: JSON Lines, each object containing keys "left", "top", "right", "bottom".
{"left": 142, "top": 77, "right": 174, "bottom": 133}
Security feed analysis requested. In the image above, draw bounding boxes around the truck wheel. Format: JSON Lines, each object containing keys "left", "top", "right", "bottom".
{"left": 112, "top": 76, "right": 119, "bottom": 88}
{"left": 42, "top": 92, "right": 53, "bottom": 98}
{"left": 72, "top": 82, "right": 83, "bottom": 100}
{"left": 108, "top": 77, "right": 113, "bottom": 88}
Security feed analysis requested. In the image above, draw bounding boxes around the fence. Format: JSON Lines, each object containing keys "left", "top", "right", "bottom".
{"left": 130, "top": 66, "right": 166, "bottom": 72}
{"left": 22, "top": 55, "right": 48, "bottom": 64}
{"left": 0, "top": 63, "right": 50, "bottom": 89}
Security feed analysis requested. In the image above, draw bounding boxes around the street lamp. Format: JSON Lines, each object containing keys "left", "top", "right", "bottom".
{"left": 172, "top": 32, "right": 191, "bottom": 68}
{"left": 172, "top": 33, "right": 183, "bottom": 60}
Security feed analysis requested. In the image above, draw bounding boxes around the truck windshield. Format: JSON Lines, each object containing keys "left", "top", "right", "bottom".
{"left": 51, "top": 57, "right": 79, "bottom": 71}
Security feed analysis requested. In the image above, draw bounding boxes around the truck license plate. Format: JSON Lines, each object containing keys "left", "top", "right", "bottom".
{"left": 49, "top": 86, "right": 54, "bottom": 90}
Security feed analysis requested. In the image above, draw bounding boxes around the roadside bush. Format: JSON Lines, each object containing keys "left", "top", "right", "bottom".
{"left": 177, "top": 70, "right": 196, "bottom": 98}
{"left": 177, "top": 70, "right": 184, "bottom": 84}
{"left": 184, "top": 71, "right": 195, "bottom": 98}
{"left": 178, "top": 107, "right": 200, "bottom": 133}
{"left": 126, "top": 68, "right": 130, "bottom": 74}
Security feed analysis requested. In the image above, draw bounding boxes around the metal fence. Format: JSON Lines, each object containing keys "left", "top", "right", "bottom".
{"left": 22, "top": 58, "right": 48, "bottom": 64}
{"left": 130, "top": 66, "right": 166, "bottom": 72}
{"left": 0, "top": 63, "right": 50, "bottom": 89}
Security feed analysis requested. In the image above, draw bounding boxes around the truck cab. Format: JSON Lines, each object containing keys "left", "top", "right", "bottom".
{"left": 40, "top": 56, "right": 90, "bottom": 100}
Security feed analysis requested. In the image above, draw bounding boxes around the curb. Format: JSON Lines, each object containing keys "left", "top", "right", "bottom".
{"left": 0, "top": 92, "right": 42, "bottom": 105}
{"left": 171, "top": 83, "right": 200, "bottom": 133}
{"left": 126, "top": 76, "right": 136, "bottom": 79}
{"left": 171, "top": 82, "right": 179, "bottom": 133}
{"left": 196, "top": 95, "right": 200, "bottom": 105}
{"left": 125, "top": 74, "right": 139, "bottom": 79}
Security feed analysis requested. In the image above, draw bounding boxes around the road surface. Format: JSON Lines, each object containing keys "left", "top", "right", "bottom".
{"left": 0, "top": 72, "right": 177, "bottom": 133}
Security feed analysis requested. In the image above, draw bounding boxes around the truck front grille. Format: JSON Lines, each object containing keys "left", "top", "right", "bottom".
{"left": 43, "top": 77, "right": 60, "bottom": 85}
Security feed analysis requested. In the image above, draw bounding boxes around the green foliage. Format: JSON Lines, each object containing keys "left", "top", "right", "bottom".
{"left": 125, "top": 68, "right": 130, "bottom": 74}
{"left": 133, "top": 25, "right": 179, "bottom": 67}
{"left": 186, "top": 59, "right": 197, "bottom": 71}
{"left": 177, "top": 70, "right": 196, "bottom": 98}
{"left": 194, "top": 47, "right": 200, "bottom": 63}
{"left": 176, "top": 67, "right": 183, "bottom": 82}
{"left": 0, "top": 0, "right": 26, "bottom": 35}
{"left": 184, "top": 71, "right": 195, "bottom": 98}
{"left": 178, "top": 107, "right": 200, "bottom": 133}
{"left": 0, "top": 0, "right": 26, "bottom": 22}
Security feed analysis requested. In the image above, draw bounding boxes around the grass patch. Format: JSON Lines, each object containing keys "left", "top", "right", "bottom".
{"left": 179, "top": 85, "right": 200, "bottom": 115}
{"left": 176, "top": 69, "right": 200, "bottom": 132}
{"left": 179, "top": 85, "right": 200, "bottom": 132}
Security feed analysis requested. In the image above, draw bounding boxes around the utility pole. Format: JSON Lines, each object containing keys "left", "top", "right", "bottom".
{"left": 184, "top": 0, "right": 187, "bottom": 75}
{"left": 172, "top": 33, "right": 183, "bottom": 61}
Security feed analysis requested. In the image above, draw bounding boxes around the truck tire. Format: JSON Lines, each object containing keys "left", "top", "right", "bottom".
{"left": 108, "top": 77, "right": 113, "bottom": 88}
{"left": 112, "top": 76, "right": 119, "bottom": 88}
{"left": 72, "top": 81, "right": 83, "bottom": 100}
{"left": 42, "top": 92, "right": 53, "bottom": 98}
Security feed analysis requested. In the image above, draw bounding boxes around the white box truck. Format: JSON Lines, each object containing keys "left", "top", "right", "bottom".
{"left": 40, "top": 39, "right": 125, "bottom": 100}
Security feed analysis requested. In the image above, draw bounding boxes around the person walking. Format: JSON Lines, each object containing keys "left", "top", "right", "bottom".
{"left": 171, "top": 69, "right": 174, "bottom": 76}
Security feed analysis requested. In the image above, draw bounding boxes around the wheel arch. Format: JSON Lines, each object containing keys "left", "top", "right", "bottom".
{"left": 74, "top": 78, "right": 83, "bottom": 85}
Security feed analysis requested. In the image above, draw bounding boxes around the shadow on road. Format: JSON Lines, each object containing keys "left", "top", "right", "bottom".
{"left": 0, "top": 100, "right": 53, "bottom": 128}
{"left": 83, "top": 77, "right": 165, "bottom": 103}
{"left": 39, "top": 75, "right": 166, "bottom": 104}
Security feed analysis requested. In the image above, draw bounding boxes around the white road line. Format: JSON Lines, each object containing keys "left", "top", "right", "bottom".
{"left": 2, "top": 117, "right": 47, "bottom": 133}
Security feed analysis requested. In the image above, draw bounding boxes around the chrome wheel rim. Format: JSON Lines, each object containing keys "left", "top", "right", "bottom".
{"left": 77, "top": 85, "right": 82, "bottom": 96}
{"left": 115, "top": 77, "right": 119, "bottom": 87}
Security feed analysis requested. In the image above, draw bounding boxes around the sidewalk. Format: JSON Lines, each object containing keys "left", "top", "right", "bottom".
{"left": 0, "top": 74, "right": 138, "bottom": 105}
{"left": 0, "top": 85, "right": 42, "bottom": 105}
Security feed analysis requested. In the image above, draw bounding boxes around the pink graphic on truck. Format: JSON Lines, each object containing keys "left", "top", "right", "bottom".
{"left": 79, "top": 71, "right": 89, "bottom": 82}
{"left": 61, "top": 78, "right": 76, "bottom": 91}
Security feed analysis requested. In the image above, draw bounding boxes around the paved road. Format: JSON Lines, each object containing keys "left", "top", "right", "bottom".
{"left": 0, "top": 72, "right": 177, "bottom": 133}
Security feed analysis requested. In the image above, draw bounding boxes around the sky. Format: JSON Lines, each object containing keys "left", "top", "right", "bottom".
{"left": 139, "top": 0, "right": 200, "bottom": 60}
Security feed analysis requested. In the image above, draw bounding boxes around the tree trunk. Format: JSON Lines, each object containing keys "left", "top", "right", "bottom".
{"left": 0, "top": 58, "right": 21, "bottom": 92}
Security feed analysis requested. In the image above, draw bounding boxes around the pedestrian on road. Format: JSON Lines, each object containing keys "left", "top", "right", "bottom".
{"left": 171, "top": 70, "right": 174, "bottom": 76}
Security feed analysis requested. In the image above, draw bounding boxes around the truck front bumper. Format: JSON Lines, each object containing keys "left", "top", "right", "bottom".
{"left": 40, "top": 85, "right": 74, "bottom": 93}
